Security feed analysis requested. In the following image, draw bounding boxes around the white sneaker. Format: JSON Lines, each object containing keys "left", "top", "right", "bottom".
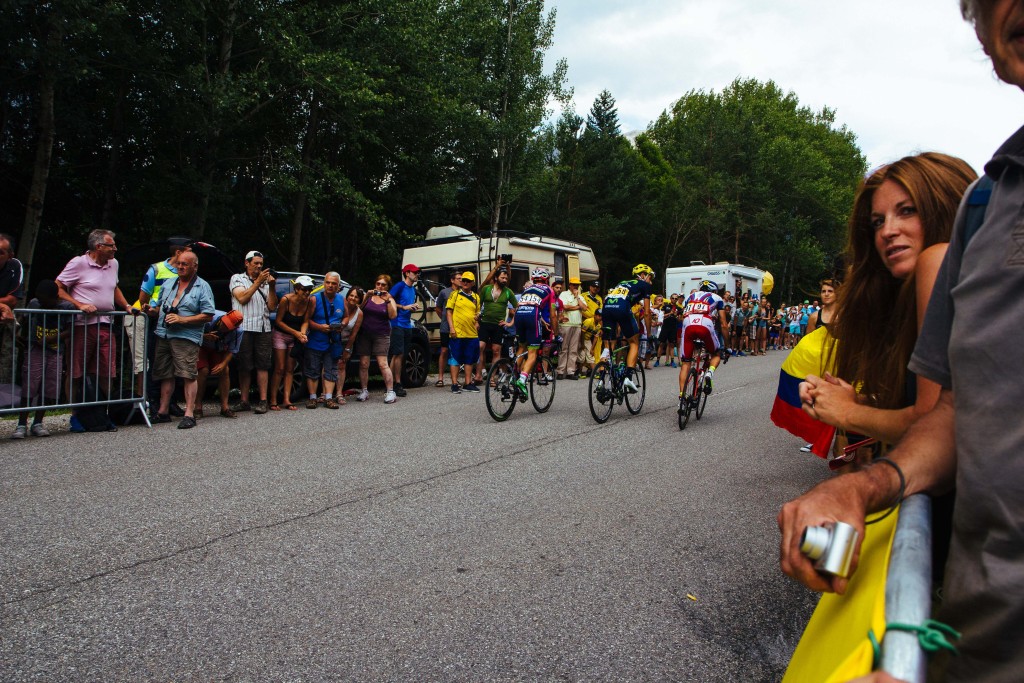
{"left": 356, "top": 389, "right": 370, "bottom": 402}
{"left": 30, "top": 423, "right": 51, "bottom": 437}
{"left": 600, "top": 348, "right": 610, "bottom": 362}
{"left": 623, "top": 377, "right": 638, "bottom": 393}
{"left": 384, "top": 390, "right": 396, "bottom": 404}
{"left": 11, "top": 424, "right": 27, "bottom": 439}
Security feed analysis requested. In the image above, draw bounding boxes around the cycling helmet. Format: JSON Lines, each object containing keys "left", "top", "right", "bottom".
{"left": 531, "top": 267, "right": 549, "bottom": 281}
{"left": 632, "top": 263, "right": 654, "bottom": 278}
{"left": 699, "top": 279, "right": 718, "bottom": 293}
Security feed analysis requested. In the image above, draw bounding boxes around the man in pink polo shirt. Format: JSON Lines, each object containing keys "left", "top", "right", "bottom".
{"left": 56, "top": 229, "right": 133, "bottom": 393}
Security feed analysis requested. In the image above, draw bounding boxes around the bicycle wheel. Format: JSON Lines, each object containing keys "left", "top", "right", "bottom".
{"left": 678, "top": 369, "right": 697, "bottom": 430}
{"left": 695, "top": 356, "right": 710, "bottom": 420}
{"left": 695, "top": 372, "right": 710, "bottom": 420}
{"left": 485, "top": 358, "right": 518, "bottom": 422}
{"left": 625, "top": 364, "right": 646, "bottom": 415}
{"left": 530, "top": 356, "right": 557, "bottom": 413}
{"left": 588, "top": 361, "right": 614, "bottom": 423}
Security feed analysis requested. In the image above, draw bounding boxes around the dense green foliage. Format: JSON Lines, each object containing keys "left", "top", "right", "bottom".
{"left": 2, "top": 2, "right": 864, "bottom": 302}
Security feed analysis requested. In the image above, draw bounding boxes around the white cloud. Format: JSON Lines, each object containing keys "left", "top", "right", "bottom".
{"left": 546, "top": 0, "right": 1023, "bottom": 172}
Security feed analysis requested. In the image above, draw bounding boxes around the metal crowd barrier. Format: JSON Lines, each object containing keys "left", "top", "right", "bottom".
{"left": 1, "top": 308, "right": 151, "bottom": 428}
{"left": 879, "top": 494, "right": 934, "bottom": 682}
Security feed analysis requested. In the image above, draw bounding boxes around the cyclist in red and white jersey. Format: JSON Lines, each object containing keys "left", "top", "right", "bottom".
{"left": 678, "top": 279, "right": 731, "bottom": 396}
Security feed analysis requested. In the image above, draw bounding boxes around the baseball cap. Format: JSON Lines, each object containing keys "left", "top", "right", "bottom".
{"left": 403, "top": 263, "right": 421, "bottom": 273}
{"left": 167, "top": 236, "right": 193, "bottom": 248}
{"left": 294, "top": 275, "right": 315, "bottom": 289}
{"left": 220, "top": 310, "right": 244, "bottom": 331}
{"left": 461, "top": 271, "right": 475, "bottom": 282}
{"left": 245, "top": 250, "right": 263, "bottom": 261}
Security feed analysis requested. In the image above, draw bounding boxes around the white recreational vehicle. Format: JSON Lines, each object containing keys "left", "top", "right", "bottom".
{"left": 665, "top": 262, "right": 766, "bottom": 299}
{"left": 402, "top": 225, "right": 600, "bottom": 345}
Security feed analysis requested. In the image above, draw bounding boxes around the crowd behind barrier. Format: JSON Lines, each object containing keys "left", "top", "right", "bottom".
{"left": 0, "top": 308, "right": 149, "bottom": 431}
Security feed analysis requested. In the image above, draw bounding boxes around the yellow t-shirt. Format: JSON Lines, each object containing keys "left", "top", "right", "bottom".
{"left": 446, "top": 290, "right": 481, "bottom": 338}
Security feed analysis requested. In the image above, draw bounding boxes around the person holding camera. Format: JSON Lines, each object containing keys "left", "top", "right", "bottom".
{"left": 355, "top": 275, "right": 398, "bottom": 403}
{"left": 333, "top": 286, "right": 364, "bottom": 403}
{"left": 302, "top": 272, "right": 344, "bottom": 409}
{"left": 229, "top": 250, "right": 278, "bottom": 414}
{"left": 477, "top": 258, "right": 516, "bottom": 384}
{"left": 388, "top": 263, "right": 421, "bottom": 397}
{"left": 152, "top": 251, "right": 215, "bottom": 428}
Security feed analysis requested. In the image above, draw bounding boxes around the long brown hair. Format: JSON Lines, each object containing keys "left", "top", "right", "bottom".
{"left": 828, "top": 152, "right": 976, "bottom": 410}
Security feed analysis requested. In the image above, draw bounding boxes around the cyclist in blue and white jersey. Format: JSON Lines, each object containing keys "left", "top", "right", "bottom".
{"left": 512, "top": 267, "right": 558, "bottom": 392}
{"left": 678, "top": 279, "right": 731, "bottom": 396}
{"left": 600, "top": 264, "right": 655, "bottom": 393}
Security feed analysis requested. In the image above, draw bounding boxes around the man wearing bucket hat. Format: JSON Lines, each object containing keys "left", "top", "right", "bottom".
{"left": 197, "top": 309, "right": 244, "bottom": 418}
{"left": 557, "top": 277, "right": 585, "bottom": 379}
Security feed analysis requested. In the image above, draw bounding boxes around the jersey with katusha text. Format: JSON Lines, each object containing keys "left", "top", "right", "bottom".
{"left": 682, "top": 291, "right": 724, "bottom": 320}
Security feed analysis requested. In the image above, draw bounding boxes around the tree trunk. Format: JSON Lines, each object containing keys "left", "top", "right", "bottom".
{"left": 289, "top": 96, "right": 320, "bottom": 270}
{"left": 19, "top": 9, "right": 63, "bottom": 292}
{"left": 490, "top": 0, "right": 516, "bottom": 236}
{"left": 194, "top": 0, "right": 238, "bottom": 237}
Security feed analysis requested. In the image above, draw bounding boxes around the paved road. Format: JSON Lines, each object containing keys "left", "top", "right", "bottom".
{"left": 1, "top": 354, "right": 828, "bottom": 682}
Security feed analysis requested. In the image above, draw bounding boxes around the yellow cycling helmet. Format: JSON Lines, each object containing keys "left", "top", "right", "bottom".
{"left": 632, "top": 263, "right": 654, "bottom": 278}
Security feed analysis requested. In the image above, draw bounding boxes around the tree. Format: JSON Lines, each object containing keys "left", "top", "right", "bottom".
{"left": 643, "top": 78, "right": 866, "bottom": 299}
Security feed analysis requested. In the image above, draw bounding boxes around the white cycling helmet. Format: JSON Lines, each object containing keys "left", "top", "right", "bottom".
{"left": 531, "top": 267, "right": 550, "bottom": 281}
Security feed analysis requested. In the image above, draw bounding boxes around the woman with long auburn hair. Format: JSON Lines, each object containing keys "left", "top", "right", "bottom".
{"left": 800, "top": 152, "right": 977, "bottom": 453}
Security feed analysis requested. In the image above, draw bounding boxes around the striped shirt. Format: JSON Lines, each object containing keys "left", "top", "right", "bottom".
{"left": 229, "top": 273, "right": 272, "bottom": 333}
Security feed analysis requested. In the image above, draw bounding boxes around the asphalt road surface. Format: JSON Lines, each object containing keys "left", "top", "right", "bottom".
{"left": 1, "top": 353, "right": 829, "bottom": 682}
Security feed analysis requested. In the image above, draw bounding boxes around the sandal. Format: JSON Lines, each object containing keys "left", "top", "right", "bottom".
{"left": 194, "top": 409, "right": 204, "bottom": 419}
{"left": 282, "top": 403, "right": 298, "bottom": 411}
{"left": 306, "top": 399, "right": 318, "bottom": 409}
{"left": 435, "top": 378, "right": 445, "bottom": 387}
{"left": 269, "top": 405, "right": 281, "bottom": 412}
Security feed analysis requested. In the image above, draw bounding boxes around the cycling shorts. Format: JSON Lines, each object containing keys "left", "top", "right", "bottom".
{"left": 601, "top": 306, "right": 639, "bottom": 340}
{"left": 514, "top": 312, "right": 544, "bottom": 348}
{"left": 681, "top": 320, "right": 719, "bottom": 360}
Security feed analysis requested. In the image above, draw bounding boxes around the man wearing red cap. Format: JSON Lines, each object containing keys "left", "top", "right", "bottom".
{"left": 388, "top": 263, "right": 422, "bottom": 396}
{"left": 198, "top": 309, "right": 244, "bottom": 418}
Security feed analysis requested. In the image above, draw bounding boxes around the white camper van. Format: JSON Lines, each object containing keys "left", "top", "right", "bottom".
{"left": 402, "top": 225, "right": 600, "bottom": 346}
{"left": 665, "top": 262, "right": 765, "bottom": 299}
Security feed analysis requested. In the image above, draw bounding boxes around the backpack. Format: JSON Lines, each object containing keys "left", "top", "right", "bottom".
{"left": 76, "top": 375, "right": 112, "bottom": 432}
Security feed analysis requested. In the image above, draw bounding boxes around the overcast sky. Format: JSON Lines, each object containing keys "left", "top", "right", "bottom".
{"left": 545, "top": 0, "right": 1023, "bottom": 173}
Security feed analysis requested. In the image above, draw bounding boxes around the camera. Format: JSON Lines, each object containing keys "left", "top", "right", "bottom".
{"left": 800, "top": 521, "right": 858, "bottom": 578}
{"left": 499, "top": 253, "right": 513, "bottom": 263}
{"left": 265, "top": 268, "right": 279, "bottom": 279}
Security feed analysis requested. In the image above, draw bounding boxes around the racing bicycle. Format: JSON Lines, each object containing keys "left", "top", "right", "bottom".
{"left": 588, "top": 338, "right": 647, "bottom": 423}
{"left": 678, "top": 339, "right": 711, "bottom": 430}
{"left": 485, "top": 336, "right": 559, "bottom": 421}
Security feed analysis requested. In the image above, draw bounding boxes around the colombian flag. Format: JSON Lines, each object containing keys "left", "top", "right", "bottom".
{"left": 771, "top": 326, "right": 836, "bottom": 458}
